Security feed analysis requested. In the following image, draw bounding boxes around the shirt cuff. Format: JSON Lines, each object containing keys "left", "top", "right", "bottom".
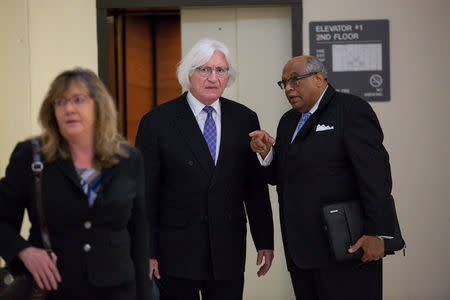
{"left": 377, "top": 235, "right": 394, "bottom": 240}
{"left": 256, "top": 147, "right": 274, "bottom": 166}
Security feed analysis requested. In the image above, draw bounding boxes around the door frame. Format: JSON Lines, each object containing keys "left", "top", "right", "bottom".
{"left": 96, "top": 0, "right": 302, "bottom": 87}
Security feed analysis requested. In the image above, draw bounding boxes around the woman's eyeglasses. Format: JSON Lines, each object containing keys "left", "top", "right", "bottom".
{"left": 53, "top": 95, "right": 88, "bottom": 108}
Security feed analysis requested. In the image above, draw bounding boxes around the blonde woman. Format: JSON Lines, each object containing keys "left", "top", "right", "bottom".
{"left": 0, "top": 68, "right": 150, "bottom": 299}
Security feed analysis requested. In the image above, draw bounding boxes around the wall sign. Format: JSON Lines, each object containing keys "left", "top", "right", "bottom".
{"left": 309, "top": 20, "right": 390, "bottom": 101}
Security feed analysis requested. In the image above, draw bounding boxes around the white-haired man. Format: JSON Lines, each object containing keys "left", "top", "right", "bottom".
{"left": 136, "top": 39, "right": 274, "bottom": 300}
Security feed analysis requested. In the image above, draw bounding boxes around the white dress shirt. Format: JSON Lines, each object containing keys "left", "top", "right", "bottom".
{"left": 186, "top": 92, "right": 221, "bottom": 165}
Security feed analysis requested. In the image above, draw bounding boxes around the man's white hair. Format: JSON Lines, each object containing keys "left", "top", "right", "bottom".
{"left": 177, "top": 39, "right": 236, "bottom": 92}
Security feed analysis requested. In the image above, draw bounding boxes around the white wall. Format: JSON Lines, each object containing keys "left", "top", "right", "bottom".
{"left": 28, "top": 0, "right": 98, "bottom": 134}
{"left": 1, "top": 0, "right": 449, "bottom": 298}
{"left": 0, "top": 0, "right": 31, "bottom": 175}
{"left": 0, "top": 0, "right": 98, "bottom": 163}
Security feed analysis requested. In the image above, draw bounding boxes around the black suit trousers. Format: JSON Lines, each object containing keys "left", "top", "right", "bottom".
{"left": 290, "top": 260, "right": 382, "bottom": 300}
{"left": 47, "top": 280, "right": 136, "bottom": 300}
{"left": 158, "top": 273, "right": 244, "bottom": 300}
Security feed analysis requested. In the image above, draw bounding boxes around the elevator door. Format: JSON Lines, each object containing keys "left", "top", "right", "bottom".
{"left": 108, "top": 9, "right": 181, "bottom": 144}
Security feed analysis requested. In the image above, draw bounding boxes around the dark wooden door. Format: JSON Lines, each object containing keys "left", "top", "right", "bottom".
{"left": 108, "top": 10, "right": 181, "bottom": 144}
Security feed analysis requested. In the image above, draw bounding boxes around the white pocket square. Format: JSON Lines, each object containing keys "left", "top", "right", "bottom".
{"left": 316, "top": 124, "right": 334, "bottom": 132}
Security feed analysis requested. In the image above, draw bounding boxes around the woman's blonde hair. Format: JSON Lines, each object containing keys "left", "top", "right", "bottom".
{"left": 38, "top": 67, "right": 127, "bottom": 168}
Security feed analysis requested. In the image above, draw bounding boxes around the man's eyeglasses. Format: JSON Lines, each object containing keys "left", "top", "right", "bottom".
{"left": 53, "top": 95, "right": 88, "bottom": 108}
{"left": 196, "top": 66, "right": 229, "bottom": 78}
{"left": 277, "top": 72, "right": 318, "bottom": 90}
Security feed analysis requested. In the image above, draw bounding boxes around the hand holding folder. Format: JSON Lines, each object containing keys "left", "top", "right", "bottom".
{"left": 348, "top": 235, "right": 385, "bottom": 262}
{"left": 322, "top": 195, "right": 405, "bottom": 262}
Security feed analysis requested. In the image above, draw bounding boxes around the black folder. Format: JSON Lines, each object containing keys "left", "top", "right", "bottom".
{"left": 322, "top": 195, "right": 405, "bottom": 262}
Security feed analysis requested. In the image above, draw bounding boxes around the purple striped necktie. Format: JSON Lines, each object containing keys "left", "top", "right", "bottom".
{"left": 202, "top": 106, "right": 216, "bottom": 161}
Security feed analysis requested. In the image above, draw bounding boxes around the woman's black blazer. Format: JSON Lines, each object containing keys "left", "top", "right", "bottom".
{"left": 0, "top": 140, "right": 150, "bottom": 298}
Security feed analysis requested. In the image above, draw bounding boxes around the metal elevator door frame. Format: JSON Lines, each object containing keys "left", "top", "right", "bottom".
{"left": 96, "top": 0, "right": 303, "bottom": 88}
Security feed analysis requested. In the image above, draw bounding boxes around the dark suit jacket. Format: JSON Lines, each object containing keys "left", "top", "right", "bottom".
{"left": 0, "top": 141, "right": 151, "bottom": 299}
{"left": 135, "top": 93, "right": 273, "bottom": 280}
{"left": 267, "top": 85, "right": 395, "bottom": 269}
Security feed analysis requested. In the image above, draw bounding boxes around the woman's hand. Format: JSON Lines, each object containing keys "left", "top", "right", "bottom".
{"left": 18, "top": 247, "right": 61, "bottom": 291}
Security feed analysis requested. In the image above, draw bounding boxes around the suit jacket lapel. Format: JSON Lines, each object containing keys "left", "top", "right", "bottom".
{"left": 292, "top": 85, "right": 336, "bottom": 143}
{"left": 101, "top": 165, "right": 117, "bottom": 188}
{"left": 287, "top": 111, "right": 302, "bottom": 144}
{"left": 209, "top": 98, "right": 232, "bottom": 186}
{"left": 54, "top": 159, "right": 83, "bottom": 191}
{"left": 92, "top": 164, "right": 117, "bottom": 209}
{"left": 278, "top": 111, "right": 301, "bottom": 168}
{"left": 215, "top": 97, "right": 231, "bottom": 168}
{"left": 173, "top": 95, "right": 215, "bottom": 176}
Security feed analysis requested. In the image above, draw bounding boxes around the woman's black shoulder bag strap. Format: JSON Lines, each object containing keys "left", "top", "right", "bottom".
{"left": 31, "top": 140, "right": 52, "bottom": 253}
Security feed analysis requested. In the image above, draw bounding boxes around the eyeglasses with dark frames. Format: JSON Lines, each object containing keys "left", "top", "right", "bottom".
{"left": 196, "top": 66, "right": 229, "bottom": 78}
{"left": 277, "top": 72, "right": 318, "bottom": 90}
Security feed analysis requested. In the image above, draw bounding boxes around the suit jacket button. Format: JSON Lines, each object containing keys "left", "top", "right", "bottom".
{"left": 83, "top": 243, "right": 91, "bottom": 252}
{"left": 188, "top": 160, "right": 194, "bottom": 166}
{"left": 84, "top": 221, "right": 92, "bottom": 229}
{"left": 3, "top": 274, "right": 14, "bottom": 285}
